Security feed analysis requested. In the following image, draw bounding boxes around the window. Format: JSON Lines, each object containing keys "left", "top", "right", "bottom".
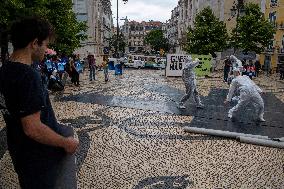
{"left": 270, "top": 0, "right": 278, "bottom": 7}
{"left": 268, "top": 39, "right": 274, "bottom": 49}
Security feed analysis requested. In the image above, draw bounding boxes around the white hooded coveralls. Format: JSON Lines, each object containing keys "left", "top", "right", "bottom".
{"left": 226, "top": 75, "right": 264, "bottom": 119}
{"left": 180, "top": 58, "right": 202, "bottom": 106}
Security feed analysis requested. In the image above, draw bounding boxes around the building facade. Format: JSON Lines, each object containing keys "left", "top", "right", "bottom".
{"left": 166, "top": 0, "right": 265, "bottom": 54}
{"left": 121, "top": 20, "right": 163, "bottom": 53}
{"left": 166, "top": 6, "right": 179, "bottom": 53}
{"left": 260, "top": 0, "right": 284, "bottom": 70}
{"left": 73, "top": 0, "right": 113, "bottom": 58}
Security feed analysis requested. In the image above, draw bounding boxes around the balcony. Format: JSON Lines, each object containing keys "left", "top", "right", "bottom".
{"left": 270, "top": 2, "right": 278, "bottom": 7}
{"left": 279, "top": 23, "right": 284, "bottom": 30}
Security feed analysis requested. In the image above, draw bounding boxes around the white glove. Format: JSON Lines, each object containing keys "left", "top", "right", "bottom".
{"left": 232, "top": 96, "right": 240, "bottom": 101}
{"left": 195, "top": 58, "right": 200, "bottom": 62}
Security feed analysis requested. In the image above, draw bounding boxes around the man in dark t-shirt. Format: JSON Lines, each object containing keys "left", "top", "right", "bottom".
{"left": 0, "top": 17, "right": 79, "bottom": 189}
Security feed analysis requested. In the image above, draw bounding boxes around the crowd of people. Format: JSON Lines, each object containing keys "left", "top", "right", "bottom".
{"left": 223, "top": 55, "right": 284, "bottom": 82}
{"left": 223, "top": 56, "right": 262, "bottom": 83}
{"left": 33, "top": 52, "right": 113, "bottom": 92}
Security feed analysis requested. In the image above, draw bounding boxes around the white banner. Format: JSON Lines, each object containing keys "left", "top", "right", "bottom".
{"left": 166, "top": 54, "right": 190, "bottom": 77}
{"left": 166, "top": 54, "right": 213, "bottom": 77}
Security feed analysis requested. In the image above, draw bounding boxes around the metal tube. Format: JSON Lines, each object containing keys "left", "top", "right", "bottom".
{"left": 184, "top": 126, "right": 284, "bottom": 149}
{"left": 239, "top": 136, "right": 284, "bottom": 149}
{"left": 184, "top": 126, "right": 269, "bottom": 140}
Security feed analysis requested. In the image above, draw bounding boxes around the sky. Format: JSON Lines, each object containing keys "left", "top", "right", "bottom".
{"left": 111, "top": 0, "right": 177, "bottom": 25}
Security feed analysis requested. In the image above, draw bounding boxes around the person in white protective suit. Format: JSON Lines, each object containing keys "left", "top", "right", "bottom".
{"left": 230, "top": 55, "right": 243, "bottom": 70}
{"left": 179, "top": 57, "right": 204, "bottom": 109}
{"left": 227, "top": 55, "right": 244, "bottom": 85}
{"left": 224, "top": 68, "right": 265, "bottom": 122}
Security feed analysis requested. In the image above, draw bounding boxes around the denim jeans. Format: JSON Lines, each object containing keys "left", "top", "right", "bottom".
{"left": 89, "top": 66, "right": 96, "bottom": 80}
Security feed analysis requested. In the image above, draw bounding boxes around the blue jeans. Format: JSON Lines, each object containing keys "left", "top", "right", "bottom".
{"left": 89, "top": 66, "right": 96, "bottom": 80}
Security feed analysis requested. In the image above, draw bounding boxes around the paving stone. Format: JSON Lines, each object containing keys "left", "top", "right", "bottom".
{"left": 0, "top": 69, "right": 284, "bottom": 188}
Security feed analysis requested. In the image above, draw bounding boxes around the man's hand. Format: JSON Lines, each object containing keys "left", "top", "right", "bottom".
{"left": 194, "top": 58, "right": 199, "bottom": 62}
{"left": 63, "top": 137, "right": 79, "bottom": 154}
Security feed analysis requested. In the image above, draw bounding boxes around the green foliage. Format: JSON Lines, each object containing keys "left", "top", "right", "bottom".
{"left": 0, "top": 0, "right": 24, "bottom": 25}
{"left": 44, "top": 0, "right": 88, "bottom": 55}
{"left": 108, "top": 33, "right": 126, "bottom": 54}
{"left": 185, "top": 7, "right": 229, "bottom": 56}
{"left": 231, "top": 3, "right": 275, "bottom": 53}
{"left": 0, "top": 0, "right": 87, "bottom": 55}
{"left": 144, "top": 30, "right": 169, "bottom": 52}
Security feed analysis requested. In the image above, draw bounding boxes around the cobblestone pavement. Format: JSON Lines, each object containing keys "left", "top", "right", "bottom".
{"left": 0, "top": 68, "right": 284, "bottom": 188}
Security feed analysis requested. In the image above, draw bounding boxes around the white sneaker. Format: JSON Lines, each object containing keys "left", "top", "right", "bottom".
{"left": 258, "top": 117, "right": 266, "bottom": 122}
{"left": 228, "top": 114, "right": 232, "bottom": 119}
{"left": 178, "top": 104, "right": 186, "bottom": 109}
{"left": 196, "top": 103, "right": 204, "bottom": 109}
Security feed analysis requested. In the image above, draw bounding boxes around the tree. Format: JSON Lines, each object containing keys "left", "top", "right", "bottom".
{"left": 0, "top": 0, "right": 87, "bottom": 63}
{"left": 231, "top": 3, "right": 275, "bottom": 54}
{"left": 185, "top": 7, "right": 229, "bottom": 56}
{"left": 108, "top": 33, "right": 126, "bottom": 56}
{"left": 44, "top": 0, "right": 87, "bottom": 55}
{"left": 0, "top": 0, "right": 25, "bottom": 63}
{"left": 144, "top": 30, "right": 169, "bottom": 52}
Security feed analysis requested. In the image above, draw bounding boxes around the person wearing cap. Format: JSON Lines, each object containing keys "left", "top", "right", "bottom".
{"left": 179, "top": 57, "right": 204, "bottom": 109}
{"left": 224, "top": 67, "right": 265, "bottom": 122}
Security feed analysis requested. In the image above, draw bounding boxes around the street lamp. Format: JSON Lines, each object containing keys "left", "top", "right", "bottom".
{"left": 230, "top": 0, "right": 244, "bottom": 20}
{"left": 115, "top": 0, "right": 128, "bottom": 58}
{"left": 230, "top": 0, "right": 245, "bottom": 53}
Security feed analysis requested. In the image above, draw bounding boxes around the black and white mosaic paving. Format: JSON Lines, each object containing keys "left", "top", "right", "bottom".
{"left": 1, "top": 69, "right": 284, "bottom": 188}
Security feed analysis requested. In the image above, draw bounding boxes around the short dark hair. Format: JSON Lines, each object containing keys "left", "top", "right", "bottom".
{"left": 10, "top": 17, "right": 54, "bottom": 50}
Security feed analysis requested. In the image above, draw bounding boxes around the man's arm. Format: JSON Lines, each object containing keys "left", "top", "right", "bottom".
{"left": 21, "top": 111, "right": 79, "bottom": 154}
{"left": 191, "top": 58, "right": 200, "bottom": 68}
{"left": 226, "top": 80, "right": 237, "bottom": 102}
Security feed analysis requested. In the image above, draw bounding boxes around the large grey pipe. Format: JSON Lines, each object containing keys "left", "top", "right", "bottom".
{"left": 239, "top": 136, "right": 284, "bottom": 149}
{"left": 184, "top": 126, "right": 284, "bottom": 149}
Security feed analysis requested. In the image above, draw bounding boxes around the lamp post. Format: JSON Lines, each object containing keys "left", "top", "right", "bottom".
{"left": 230, "top": 0, "right": 244, "bottom": 53}
{"left": 115, "top": 0, "right": 128, "bottom": 58}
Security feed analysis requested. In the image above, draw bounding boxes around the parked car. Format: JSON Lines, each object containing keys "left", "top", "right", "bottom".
{"left": 125, "top": 60, "right": 145, "bottom": 68}
{"left": 153, "top": 59, "right": 166, "bottom": 69}
{"left": 133, "top": 60, "right": 145, "bottom": 68}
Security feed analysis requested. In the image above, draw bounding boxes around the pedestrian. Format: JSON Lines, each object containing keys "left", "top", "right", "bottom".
{"left": 242, "top": 59, "right": 248, "bottom": 76}
{"left": 87, "top": 53, "right": 96, "bottom": 81}
{"left": 70, "top": 55, "right": 80, "bottom": 86}
{"left": 223, "top": 56, "right": 231, "bottom": 82}
{"left": 279, "top": 64, "right": 284, "bottom": 80}
{"left": 102, "top": 55, "right": 109, "bottom": 82}
{"left": 224, "top": 68, "right": 265, "bottom": 122}
{"left": 254, "top": 59, "right": 261, "bottom": 77}
{"left": 264, "top": 59, "right": 271, "bottom": 76}
{"left": 178, "top": 57, "right": 204, "bottom": 109}
{"left": 247, "top": 60, "right": 255, "bottom": 80}
{"left": 0, "top": 17, "right": 79, "bottom": 189}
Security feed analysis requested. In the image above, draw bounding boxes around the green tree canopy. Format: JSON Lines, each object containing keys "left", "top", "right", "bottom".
{"left": 231, "top": 3, "right": 275, "bottom": 53}
{"left": 45, "top": 0, "right": 87, "bottom": 55}
{"left": 0, "top": 0, "right": 87, "bottom": 61}
{"left": 108, "top": 33, "right": 126, "bottom": 56}
{"left": 185, "top": 7, "right": 229, "bottom": 56}
{"left": 144, "top": 30, "right": 169, "bottom": 52}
